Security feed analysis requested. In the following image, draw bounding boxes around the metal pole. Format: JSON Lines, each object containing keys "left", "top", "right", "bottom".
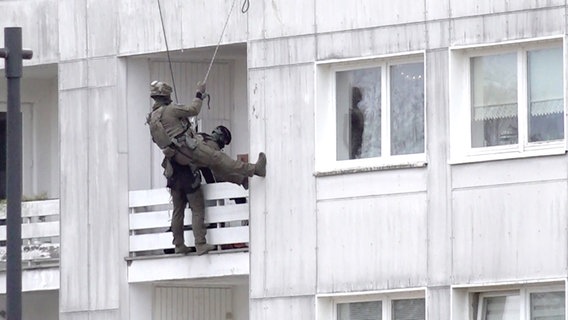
{"left": 0, "top": 27, "right": 33, "bottom": 320}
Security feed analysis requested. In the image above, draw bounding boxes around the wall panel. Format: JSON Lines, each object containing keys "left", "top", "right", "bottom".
{"left": 250, "top": 296, "right": 315, "bottom": 320}
{"left": 450, "top": 7, "right": 565, "bottom": 46}
{"left": 249, "top": 64, "right": 316, "bottom": 298}
{"left": 59, "top": 88, "right": 90, "bottom": 311}
{"left": 452, "top": 181, "right": 568, "bottom": 284}
{"left": 449, "top": 0, "right": 565, "bottom": 18}
{"left": 317, "top": 193, "right": 428, "bottom": 292}
{"left": 315, "top": 0, "right": 425, "bottom": 34}
{"left": 248, "top": 0, "right": 315, "bottom": 40}
{"left": 58, "top": 0, "right": 87, "bottom": 60}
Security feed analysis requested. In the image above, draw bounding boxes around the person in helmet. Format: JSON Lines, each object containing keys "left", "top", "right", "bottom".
{"left": 147, "top": 80, "right": 266, "bottom": 187}
{"left": 164, "top": 125, "right": 240, "bottom": 255}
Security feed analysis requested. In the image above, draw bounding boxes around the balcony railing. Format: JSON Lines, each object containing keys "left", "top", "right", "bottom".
{"left": 128, "top": 183, "right": 249, "bottom": 258}
{"left": 0, "top": 199, "right": 60, "bottom": 270}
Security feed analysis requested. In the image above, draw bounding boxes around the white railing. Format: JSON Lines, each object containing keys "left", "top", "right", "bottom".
{"left": 128, "top": 183, "right": 249, "bottom": 257}
{"left": 0, "top": 199, "right": 60, "bottom": 269}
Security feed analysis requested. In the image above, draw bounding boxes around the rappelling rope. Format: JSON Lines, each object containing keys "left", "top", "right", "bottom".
{"left": 157, "top": 0, "right": 179, "bottom": 104}
{"left": 203, "top": 0, "right": 249, "bottom": 83}
{"left": 157, "top": 0, "right": 250, "bottom": 103}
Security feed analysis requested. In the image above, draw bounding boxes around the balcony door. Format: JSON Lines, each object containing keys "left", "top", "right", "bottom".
{"left": 153, "top": 286, "right": 233, "bottom": 320}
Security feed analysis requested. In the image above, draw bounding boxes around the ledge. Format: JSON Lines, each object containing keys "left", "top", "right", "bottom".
{"left": 314, "top": 161, "right": 427, "bottom": 177}
{"left": 127, "top": 250, "right": 249, "bottom": 283}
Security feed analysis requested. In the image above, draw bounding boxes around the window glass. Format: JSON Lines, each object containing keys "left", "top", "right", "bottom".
{"left": 528, "top": 47, "right": 564, "bottom": 142}
{"left": 336, "top": 68, "right": 381, "bottom": 160}
{"left": 392, "top": 298, "right": 425, "bottom": 320}
{"left": 390, "top": 63, "right": 425, "bottom": 155}
{"left": 481, "top": 295, "right": 520, "bottom": 320}
{"left": 470, "top": 53, "right": 518, "bottom": 147}
{"left": 530, "top": 291, "right": 565, "bottom": 320}
{"left": 337, "top": 301, "right": 382, "bottom": 320}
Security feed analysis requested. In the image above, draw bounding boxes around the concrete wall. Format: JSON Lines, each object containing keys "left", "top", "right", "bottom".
{"left": 247, "top": 1, "right": 568, "bottom": 319}
{"left": 1, "top": 0, "right": 568, "bottom": 319}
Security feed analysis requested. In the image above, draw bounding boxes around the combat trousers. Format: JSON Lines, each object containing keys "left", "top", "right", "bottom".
{"left": 173, "top": 139, "right": 255, "bottom": 185}
{"left": 170, "top": 187, "right": 207, "bottom": 246}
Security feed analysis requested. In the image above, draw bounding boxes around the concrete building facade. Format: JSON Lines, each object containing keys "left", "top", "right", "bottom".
{"left": 0, "top": 0, "right": 567, "bottom": 319}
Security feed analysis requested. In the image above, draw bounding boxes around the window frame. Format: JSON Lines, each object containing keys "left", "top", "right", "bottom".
{"left": 449, "top": 36, "right": 566, "bottom": 164}
{"left": 323, "top": 289, "right": 426, "bottom": 320}
{"left": 315, "top": 52, "right": 427, "bottom": 175}
{"left": 452, "top": 282, "right": 566, "bottom": 320}
{"left": 476, "top": 290, "right": 520, "bottom": 320}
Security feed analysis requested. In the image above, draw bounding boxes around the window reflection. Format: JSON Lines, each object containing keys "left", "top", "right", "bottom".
{"left": 470, "top": 53, "right": 518, "bottom": 148}
{"left": 528, "top": 47, "right": 564, "bottom": 143}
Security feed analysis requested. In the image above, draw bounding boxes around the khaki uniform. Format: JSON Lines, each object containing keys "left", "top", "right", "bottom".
{"left": 166, "top": 136, "right": 220, "bottom": 248}
{"left": 169, "top": 181, "right": 207, "bottom": 247}
{"left": 153, "top": 98, "right": 255, "bottom": 185}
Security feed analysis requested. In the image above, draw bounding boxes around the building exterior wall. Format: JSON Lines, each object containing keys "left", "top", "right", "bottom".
{"left": 0, "top": 0, "right": 567, "bottom": 319}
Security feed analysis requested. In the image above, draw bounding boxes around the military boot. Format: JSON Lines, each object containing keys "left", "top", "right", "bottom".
{"left": 175, "top": 244, "right": 194, "bottom": 254}
{"left": 254, "top": 152, "right": 267, "bottom": 177}
{"left": 196, "top": 243, "right": 216, "bottom": 256}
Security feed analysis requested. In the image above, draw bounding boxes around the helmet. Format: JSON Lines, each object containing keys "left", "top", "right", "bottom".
{"left": 212, "top": 125, "right": 232, "bottom": 149}
{"left": 150, "top": 80, "right": 173, "bottom": 97}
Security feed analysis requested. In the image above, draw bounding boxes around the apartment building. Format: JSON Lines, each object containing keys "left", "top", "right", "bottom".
{"left": 0, "top": 0, "right": 566, "bottom": 319}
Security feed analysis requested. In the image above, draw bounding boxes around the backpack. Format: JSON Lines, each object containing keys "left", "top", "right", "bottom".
{"left": 146, "top": 105, "right": 173, "bottom": 149}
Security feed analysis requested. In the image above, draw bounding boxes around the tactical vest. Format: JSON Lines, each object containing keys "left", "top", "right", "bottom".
{"left": 147, "top": 105, "right": 173, "bottom": 149}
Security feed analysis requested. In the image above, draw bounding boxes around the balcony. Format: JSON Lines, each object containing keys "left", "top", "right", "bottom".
{"left": 0, "top": 181, "right": 249, "bottom": 292}
{"left": 0, "top": 199, "right": 60, "bottom": 293}
{"left": 127, "top": 182, "right": 250, "bottom": 283}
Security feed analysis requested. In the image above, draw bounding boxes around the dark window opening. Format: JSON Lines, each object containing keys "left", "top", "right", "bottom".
{"left": 0, "top": 112, "right": 5, "bottom": 199}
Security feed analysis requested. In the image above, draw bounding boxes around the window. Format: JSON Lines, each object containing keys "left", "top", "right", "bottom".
{"left": 457, "top": 285, "right": 566, "bottom": 320}
{"left": 329, "top": 295, "right": 425, "bottom": 320}
{"left": 337, "top": 301, "right": 382, "bottom": 320}
{"left": 530, "top": 291, "right": 565, "bottom": 319}
{"left": 477, "top": 291, "right": 520, "bottom": 320}
{"left": 450, "top": 39, "right": 565, "bottom": 162}
{"left": 316, "top": 54, "right": 426, "bottom": 173}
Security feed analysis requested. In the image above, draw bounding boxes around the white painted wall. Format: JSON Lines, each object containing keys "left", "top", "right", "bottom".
{"left": 2, "top": 1, "right": 568, "bottom": 320}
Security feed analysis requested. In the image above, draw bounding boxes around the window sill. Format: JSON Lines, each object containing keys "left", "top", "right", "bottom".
{"left": 450, "top": 147, "right": 567, "bottom": 165}
{"left": 314, "top": 161, "right": 427, "bottom": 177}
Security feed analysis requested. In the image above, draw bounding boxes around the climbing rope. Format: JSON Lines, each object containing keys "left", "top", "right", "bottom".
{"left": 157, "top": 0, "right": 250, "bottom": 102}
{"left": 156, "top": 0, "right": 179, "bottom": 104}
{"left": 203, "top": 0, "right": 240, "bottom": 83}
{"left": 241, "top": 0, "right": 250, "bottom": 13}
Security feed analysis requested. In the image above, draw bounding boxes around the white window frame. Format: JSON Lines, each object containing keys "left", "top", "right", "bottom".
{"left": 476, "top": 290, "right": 520, "bottom": 320}
{"left": 317, "top": 289, "right": 426, "bottom": 320}
{"left": 452, "top": 281, "right": 566, "bottom": 320}
{"left": 449, "top": 36, "right": 566, "bottom": 164}
{"left": 524, "top": 286, "right": 566, "bottom": 320}
{"left": 315, "top": 52, "right": 427, "bottom": 175}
